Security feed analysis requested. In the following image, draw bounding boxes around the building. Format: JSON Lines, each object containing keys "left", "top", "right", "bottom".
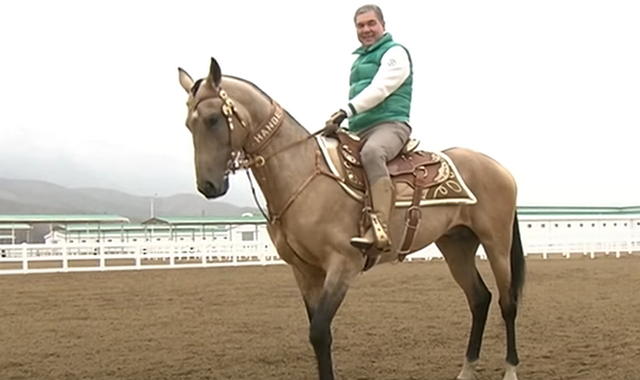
{"left": 0, "top": 214, "right": 130, "bottom": 244}
{"left": 516, "top": 205, "right": 640, "bottom": 255}
{"left": 43, "top": 214, "right": 267, "bottom": 245}
{"left": 2, "top": 207, "right": 640, "bottom": 257}
{"left": 0, "top": 223, "right": 32, "bottom": 244}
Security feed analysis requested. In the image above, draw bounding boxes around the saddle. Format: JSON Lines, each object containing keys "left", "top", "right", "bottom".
{"left": 319, "top": 130, "right": 477, "bottom": 271}
{"left": 334, "top": 131, "right": 446, "bottom": 194}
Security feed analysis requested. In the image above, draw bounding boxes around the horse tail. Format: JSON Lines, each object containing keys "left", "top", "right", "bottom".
{"left": 509, "top": 211, "right": 526, "bottom": 305}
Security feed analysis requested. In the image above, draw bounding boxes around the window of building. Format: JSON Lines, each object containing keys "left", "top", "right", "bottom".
{"left": 241, "top": 231, "right": 255, "bottom": 241}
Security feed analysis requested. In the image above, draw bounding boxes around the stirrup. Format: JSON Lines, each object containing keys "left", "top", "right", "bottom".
{"left": 369, "top": 214, "right": 391, "bottom": 249}
{"left": 350, "top": 229, "right": 375, "bottom": 250}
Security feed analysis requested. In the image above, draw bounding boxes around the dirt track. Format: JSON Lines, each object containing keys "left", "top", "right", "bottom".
{"left": 1, "top": 255, "right": 639, "bottom": 380}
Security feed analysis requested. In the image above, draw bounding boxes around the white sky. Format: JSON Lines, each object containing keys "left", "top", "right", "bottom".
{"left": 0, "top": 0, "right": 638, "bottom": 207}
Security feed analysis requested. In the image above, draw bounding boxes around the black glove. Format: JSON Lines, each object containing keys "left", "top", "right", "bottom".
{"left": 322, "top": 109, "right": 347, "bottom": 135}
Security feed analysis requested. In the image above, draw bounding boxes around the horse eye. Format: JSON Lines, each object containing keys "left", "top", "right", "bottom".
{"left": 205, "top": 115, "right": 221, "bottom": 128}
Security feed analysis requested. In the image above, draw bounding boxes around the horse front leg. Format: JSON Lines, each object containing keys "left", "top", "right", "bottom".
{"left": 291, "top": 256, "right": 360, "bottom": 380}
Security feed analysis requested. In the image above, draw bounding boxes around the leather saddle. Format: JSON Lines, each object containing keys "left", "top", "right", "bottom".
{"left": 332, "top": 130, "right": 446, "bottom": 194}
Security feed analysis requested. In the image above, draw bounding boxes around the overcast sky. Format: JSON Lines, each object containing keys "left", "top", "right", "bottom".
{"left": 0, "top": 0, "right": 638, "bottom": 207}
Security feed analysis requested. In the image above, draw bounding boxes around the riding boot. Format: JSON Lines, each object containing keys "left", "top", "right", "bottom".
{"left": 350, "top": 177, "right": 395, "bottom": 251}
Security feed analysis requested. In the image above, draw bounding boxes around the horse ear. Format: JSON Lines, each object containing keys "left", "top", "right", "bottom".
{"left": 208, "top": 57, "right": 222, "bottom": 88}
{"left": 178, "top": 67, "right": 194, "bottom": 93}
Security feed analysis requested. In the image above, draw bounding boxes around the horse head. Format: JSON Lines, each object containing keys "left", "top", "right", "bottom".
{"left": 177, "top": 57, "right": 285, "bottom": 199}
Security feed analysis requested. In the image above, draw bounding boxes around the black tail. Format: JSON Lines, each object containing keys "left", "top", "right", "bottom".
{"left": 510, "top": 211, "right": 526, "bottom": 304}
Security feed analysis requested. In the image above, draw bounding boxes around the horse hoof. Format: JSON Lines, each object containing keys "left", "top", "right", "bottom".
{"left": 456, "top": 359, "right": 478, "bottom": 380}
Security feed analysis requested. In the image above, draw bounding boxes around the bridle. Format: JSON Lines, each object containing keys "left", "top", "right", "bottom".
{"left": 190, "top": 84, "right": 328, "bottom": 176}
{"left": 189, "top": 84, "right": 331, "bottom": 222}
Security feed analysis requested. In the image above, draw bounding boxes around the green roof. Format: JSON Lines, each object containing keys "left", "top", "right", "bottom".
{"left": 143, "top": 214, "right": 266, "bottom": 225}
{"left": 1, "top": 206, "right": 637, "bottom": 228}
{"left": 0, "top": 214, "right": 130, "bottom": 224}
{"left": 146, "top": 208, "right": 640, "bottom": 222}
{"left": 57, "top": 223, "right": 228, "bottom": 232}
{"left": 516, "top": 205, "right": 640, "bottom": 216}
{"left": 0, "top": 223, "right": 32, "bottom": 230}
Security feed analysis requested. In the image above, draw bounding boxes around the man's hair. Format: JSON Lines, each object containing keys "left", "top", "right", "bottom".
{"left": 353, "top": 4, "right": 384, "bottom": 23}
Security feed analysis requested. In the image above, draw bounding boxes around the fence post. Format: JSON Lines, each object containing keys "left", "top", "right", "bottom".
{"left": 21, "top": 242, "right": 28, "bottom": 274}
{"left": 62, "top": 244, "right": 68, "bottom": 272}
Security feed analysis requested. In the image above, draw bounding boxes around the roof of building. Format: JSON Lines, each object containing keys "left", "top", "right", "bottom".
{"left": 145, "top": 207, "right": 640, "bottom": 221}
{"left": 516, "top": 205, "right": 640, "bottom": 215}
{"left": 0, "top": 223, "right": 33, "bottom": 230}
{"left": 54, "top": 223, "right": 229, "bottom": 232}
{"left": 142, "top": 214, "right": 266, "bottom": 225}
{"left": 1, "top": 205, "right": 639, "bottom": 228}
{"left": 0, "top": 214, "right": 131, "bottom": 224}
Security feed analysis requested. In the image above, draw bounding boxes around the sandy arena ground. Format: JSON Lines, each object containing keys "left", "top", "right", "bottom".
{"left": 1, "top": 254, "right": 639, "bottom": 380}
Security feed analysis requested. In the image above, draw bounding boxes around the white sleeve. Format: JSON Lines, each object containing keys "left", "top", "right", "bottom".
{"left": 344, "top": 45, "right": 411, "bottom": 117}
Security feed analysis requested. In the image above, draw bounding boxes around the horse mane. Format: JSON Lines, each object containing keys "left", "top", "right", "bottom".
{"left": 223, "top": 74, "right": 309, "bottom": 132}
{"left": 223, "top": 75, "right": 274, "bottom": 103}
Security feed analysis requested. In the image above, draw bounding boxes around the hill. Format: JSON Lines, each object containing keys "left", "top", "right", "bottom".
{"left": 0, "top": 177, "right": 261, "bottom": 222}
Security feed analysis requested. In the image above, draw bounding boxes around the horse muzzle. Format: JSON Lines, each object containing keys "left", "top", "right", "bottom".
{"left": 197, "top": 176, "right": 229, "bottom": 199}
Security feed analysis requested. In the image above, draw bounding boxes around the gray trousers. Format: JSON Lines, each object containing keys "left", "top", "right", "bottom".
{"left": 355, "top": 121, "right": 412, "bottom": 185}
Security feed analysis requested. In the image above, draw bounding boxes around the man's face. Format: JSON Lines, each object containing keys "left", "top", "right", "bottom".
{"left": 355, "top": 11, "right": 385, "bottom": 47}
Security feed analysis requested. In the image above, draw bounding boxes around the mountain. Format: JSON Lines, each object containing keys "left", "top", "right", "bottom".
{"left": 0, "top": 177, "right": 261, "bottom": 222}
{"left": 0, "top": 146, "right": 260, "bottom": 207}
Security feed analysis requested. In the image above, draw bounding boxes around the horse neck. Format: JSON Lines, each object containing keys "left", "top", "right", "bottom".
{"left": 240, "top": 97, "right": 318, "bottom": 219}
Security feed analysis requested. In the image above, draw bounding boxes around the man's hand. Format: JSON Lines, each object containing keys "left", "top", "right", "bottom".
{"left": 322, "top": 109, "right": 347, "bottom": 135}
{"left": 327, "top": 109, "right": 347, "bottom": 126}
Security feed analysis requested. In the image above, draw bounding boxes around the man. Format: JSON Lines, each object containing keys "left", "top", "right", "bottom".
{"left": 324, "top": 4, "right": 414, "bottom": 252}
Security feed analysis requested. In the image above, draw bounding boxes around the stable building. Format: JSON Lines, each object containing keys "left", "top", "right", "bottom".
{"left": 43, "top": 214, "right": 268, "bottom": 245}
{"left": 0, "top": 214, "right": 130, "bottom": 244}
{"left": 3, "top": 207, "right": 639, "bottom": 257}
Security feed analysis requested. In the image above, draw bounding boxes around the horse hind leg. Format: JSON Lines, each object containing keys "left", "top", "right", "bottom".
{"left": 476, "top": 213, "right": 526, "bottom": 380}
{"left": 436, "top": 227, "right": 490, "bottom": 380}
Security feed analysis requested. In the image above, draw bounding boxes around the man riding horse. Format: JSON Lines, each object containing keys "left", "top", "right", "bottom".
{"left": 323, "top": 4, "right": 414, "bottom": 252}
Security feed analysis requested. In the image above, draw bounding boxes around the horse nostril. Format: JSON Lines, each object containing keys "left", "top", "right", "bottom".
{"left": 197, "top": 180, "right": 216, "bottom": 195}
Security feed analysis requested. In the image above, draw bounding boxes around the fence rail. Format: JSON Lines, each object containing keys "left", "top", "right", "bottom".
{"left": 1, "top": 237, "right": 638, "bottom": 275}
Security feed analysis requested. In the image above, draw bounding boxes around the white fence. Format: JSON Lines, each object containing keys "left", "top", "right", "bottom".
{"left": 0, "top": 241, "right": 284, "bottom": 275}
{"left": 0, "top": 234, "right": 638, "bottom": 275}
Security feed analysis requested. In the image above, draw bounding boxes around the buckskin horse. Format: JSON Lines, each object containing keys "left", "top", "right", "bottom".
{"left": 177, "top": 57, "right": 526, "bottom": 380}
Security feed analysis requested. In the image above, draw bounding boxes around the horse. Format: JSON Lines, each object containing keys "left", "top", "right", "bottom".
{"left": 177, "top": 57, "right": 526, "bottom": 380}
